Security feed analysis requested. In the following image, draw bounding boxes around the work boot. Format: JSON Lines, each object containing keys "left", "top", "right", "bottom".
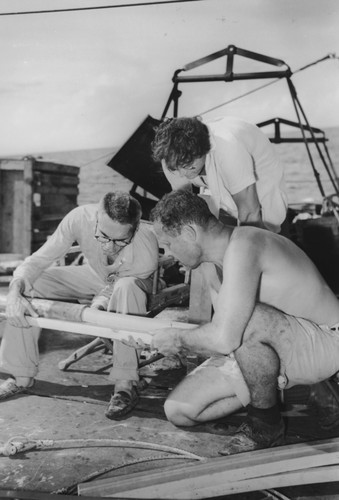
{"left": 219, "top": 416, "right": 285, "bottom": 455}
{"left": 105, "top": 386, "right": 139, "bottom": 420}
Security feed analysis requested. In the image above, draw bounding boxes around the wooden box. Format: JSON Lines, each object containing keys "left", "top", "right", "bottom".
{"left": 0, "top": 158, "right": 79, "bottom": 259}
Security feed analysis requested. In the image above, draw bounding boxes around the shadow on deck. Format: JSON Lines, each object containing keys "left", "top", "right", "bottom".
{"left": 0, "top": 307, "right": 339, "bottom": 499}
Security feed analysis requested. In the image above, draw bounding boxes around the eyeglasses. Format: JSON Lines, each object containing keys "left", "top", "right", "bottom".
{"left": 94, "top": 220, "right": 134, "bottom": 247}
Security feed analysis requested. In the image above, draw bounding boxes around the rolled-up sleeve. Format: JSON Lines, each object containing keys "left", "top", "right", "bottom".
{"left": 13, "top": 208, "right": 79, "bottom": 285}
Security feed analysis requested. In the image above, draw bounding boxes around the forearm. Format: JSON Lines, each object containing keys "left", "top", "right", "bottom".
{"left": 13, "top": 247, "right": 69, "bottom": 285}
{"left": 233, "top": 184, "right": 266, "bottom": 229}
{"left": 8, "top": 277, "right": 26, "bottom": 297}
{"left": 6, "top": 276, "right": 39, "bottom": 326}
{"left": 176, "top": 322, "right": 233, "bottom": 357}
{"left": 238, "top": 209, "right": 265, "bottom": 229}
{"left": 13, "top": 214, "right": 76, "bottom": 285}
{"left": 13, "top": 256, "right": 52, "bottom": 285}
{"left": 237, "top": 200, "right": 262, "bottom": 227}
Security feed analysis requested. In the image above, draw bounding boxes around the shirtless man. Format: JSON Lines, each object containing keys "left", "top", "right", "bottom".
{"left": 152, "top": 116, "right": 287, "bottom": 233}
{"left": 150, "top": 190, "right": 339, "bottom": 454}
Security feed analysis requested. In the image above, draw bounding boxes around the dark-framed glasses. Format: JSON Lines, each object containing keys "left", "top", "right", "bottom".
{"left": 94, "top": 220, "right": 134, "bottom": 247}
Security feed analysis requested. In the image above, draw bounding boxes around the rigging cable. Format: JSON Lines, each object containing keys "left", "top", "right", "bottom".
{"left": 0, "top": 0, "right": 205, "bottom": 17}
{"left": 199, "top": 53, "right": 338, "bottom": 117}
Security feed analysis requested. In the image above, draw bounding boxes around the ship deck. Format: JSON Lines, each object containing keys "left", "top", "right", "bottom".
{"left": 1, "top": 286, "right": 339, "bottom": 500}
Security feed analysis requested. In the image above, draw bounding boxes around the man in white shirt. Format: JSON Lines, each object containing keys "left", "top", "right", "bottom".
{"left": 0, "top": 191, "right": 159, "bottom": 419}
{"left": 152, "top": 116, "right": 287, "bottom": 233}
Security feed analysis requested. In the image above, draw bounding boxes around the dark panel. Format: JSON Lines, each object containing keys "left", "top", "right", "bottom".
{"left": 293, "top": 216, "right": 339, "bottom": 294}
{"left": 107, "top": 115, "right": 171, "bottom": 199}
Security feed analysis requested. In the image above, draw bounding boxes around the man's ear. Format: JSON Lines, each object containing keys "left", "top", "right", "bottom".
{"left": 181, "top": 224, "right": 197, "bottom": 241}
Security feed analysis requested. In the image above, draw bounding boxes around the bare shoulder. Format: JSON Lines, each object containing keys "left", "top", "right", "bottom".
{"left": 228, "top": 226, "right": 303, "bottom": 266}
{"left": 229, "top": 226, "right": 267, "bottom": 251}
{"left": 223, "top": 226, "right": 266, "bottom": 269}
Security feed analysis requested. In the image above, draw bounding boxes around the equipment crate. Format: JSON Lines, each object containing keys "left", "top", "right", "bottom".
{"left": 0, "top": 158, "right": 79, "bottom": 260}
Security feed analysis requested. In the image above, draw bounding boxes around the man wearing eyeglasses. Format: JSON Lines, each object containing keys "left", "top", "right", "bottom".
{"left": 0, "top": 191, "right": 159, "bottom": 419}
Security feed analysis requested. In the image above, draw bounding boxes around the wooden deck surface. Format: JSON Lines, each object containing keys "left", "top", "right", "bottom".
{"left": 1, "top": 286, "right": 339, "bottom": 499}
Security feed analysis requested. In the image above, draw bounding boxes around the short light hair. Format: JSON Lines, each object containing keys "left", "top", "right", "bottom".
{"left": 100, "top": 191, "right": 141, "bottom": 229}
{"left": 150, "top": 190, "right": 214, "bottom": 235}
{"left": 151, "top": 116, "right": 210, "bottom": 171}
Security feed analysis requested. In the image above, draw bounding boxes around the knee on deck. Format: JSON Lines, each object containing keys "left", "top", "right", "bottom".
{"left": 164, "top": 398, "right": 197, "bottom": 427}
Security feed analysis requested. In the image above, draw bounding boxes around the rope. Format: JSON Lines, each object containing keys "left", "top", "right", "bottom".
{"left": 0, "top": 435, "right": 204, "bottom": 460}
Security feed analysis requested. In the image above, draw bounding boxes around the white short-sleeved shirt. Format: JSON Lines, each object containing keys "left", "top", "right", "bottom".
{"left": 163, "top": 117, "right": 288, "bottom": 233}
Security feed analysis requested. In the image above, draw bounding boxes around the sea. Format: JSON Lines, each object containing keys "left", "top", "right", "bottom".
{"left": 77, "top": 125, "right": 339, "bottom": 209}
{"left": 275, "top": 125, "right": 339, "bottom": 207}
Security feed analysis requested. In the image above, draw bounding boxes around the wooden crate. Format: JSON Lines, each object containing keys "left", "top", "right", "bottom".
{"left": 0, "top": 158, "right": 79, "bottom": 258}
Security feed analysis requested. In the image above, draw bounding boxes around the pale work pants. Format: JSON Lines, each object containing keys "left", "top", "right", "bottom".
{"left": 0, "top": 265, "right": 153, "bottom": 384}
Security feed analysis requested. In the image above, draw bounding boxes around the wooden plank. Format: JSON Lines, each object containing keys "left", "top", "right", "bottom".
{"left": 13, "top": 177, "right": 26, "bottom": 252}
{"left": 33, "top": 201, "right": 77, "bottom": 218}
{"left": 0, "top": 160, "right": 25, "bottom": 170}
{"left": 0, "top": 253, "right": 23, "bottom": 261}
{"left": 0, "top": 161, "right": 34, "bottom": 256}
{"left": 22, "top": 160, "right": 33, "bottom": 257}
{"left": 0, "top": 276, "right": 12, "bottom": 284}
{"left": 134, "top": 465, "right": 339, "bottom": 499}
{"left": 40, "top": 193, "right": 78, "bottom": 207}
{"left": 32, "top": 229, "right": 64, "bottom": 244}
{"left": 34, "top": 184, "right": 79, "bottom": 196}
{"left": 78, "top": 438, "right": 339, "bottom": 498}
{"left": 0, "top": 168, "right": 24, "bottom": 253}
{"left": 175, "top": 465, "right": 339, "bottom": 498}
{"left": 33, "top": 218, "right": 63, "bottom": 229}
{"left": 34, "top": 171, "right": 79, "bottom": 187}
{"left": 0, "top": 258, "right": 23, "bottom": 274}
{"left": 34, "top": 161, "right": 79, "bottom": 176}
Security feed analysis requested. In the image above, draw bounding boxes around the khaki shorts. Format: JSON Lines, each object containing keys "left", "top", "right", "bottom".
{"left": 278, "top": 316, "right": 339, "bottom": 389}
{"left": 197, "top": 317, "right": 339, "bottom": 407}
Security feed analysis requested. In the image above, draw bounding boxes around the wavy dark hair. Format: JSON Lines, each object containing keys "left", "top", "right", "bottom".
{"left": 150, "top": 190, "right": 214, "bottom": 235}
{"left": 151, "top": 116, "right": 210, "bottom": 171}
{"left": 100, "top": 191, "right": 141, "bottom": 229}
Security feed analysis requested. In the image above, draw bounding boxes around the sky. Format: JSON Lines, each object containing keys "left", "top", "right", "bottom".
{"left": 0, "top": 0, "right": 338, "bottom": 156}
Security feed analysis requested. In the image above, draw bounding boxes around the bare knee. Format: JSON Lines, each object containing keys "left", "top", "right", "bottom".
{"left": 164, "top": 399, "right": 197, "bottom": 427}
